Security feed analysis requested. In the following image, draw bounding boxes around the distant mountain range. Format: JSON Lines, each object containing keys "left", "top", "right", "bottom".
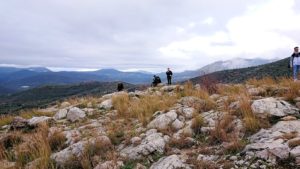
{"left": 190, "top": 57, "right": 291, "bottom": 84}
{"left": 0, "top": 58, "right": 276, "bottom": 95}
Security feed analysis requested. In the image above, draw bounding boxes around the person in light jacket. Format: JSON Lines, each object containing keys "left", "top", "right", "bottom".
{"left": 290, "top": 46, "right": 300, "bottom": 81}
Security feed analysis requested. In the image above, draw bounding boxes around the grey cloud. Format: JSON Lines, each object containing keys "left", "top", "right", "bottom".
{"left": 0, "top": 0, "right": 286, "bottom": 72}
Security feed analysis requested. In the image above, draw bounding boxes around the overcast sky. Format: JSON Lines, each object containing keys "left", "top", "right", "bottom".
{"left": 1, "top": 0, "right": 300, "bottom": 72}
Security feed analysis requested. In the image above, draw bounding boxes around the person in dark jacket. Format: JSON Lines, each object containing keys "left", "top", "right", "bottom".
{"left": 290, "top": 46, "right": 300, "bottom": 81}
{"left": 152, "top": 75, "right": 161, "bottom": 87}
{"left": 166, "top": 68, "right": 173, "bottom": 85}
{"left": 117, "top": 83, "right": 124, "bottom": 91}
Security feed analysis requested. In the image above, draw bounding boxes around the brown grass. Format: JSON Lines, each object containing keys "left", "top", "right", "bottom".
{"left": 191, "top": 114, "right": 204, "bottom": 135}
{"left": 180, "top": 81, "right": 217, "bottom": 112}
{"left": 288, "top": 138, "right": 300, "bottom": 148}
{"left": 15, "top": 123, "right": 53, "bottom": 168}
{"left": 246, "top": 77, "right": 276, "bottom": 87}
{"left": 112, "top": 93, "right": 130, "bottom": 117}
{"left": 48, "top": 131, "right": 67, "bottom": 152}
{"left": 210, "top": 113, "right": 236, "bottom": 143}
{"left": 238, "top": 95, "right": 262, "bottom": 133}
{"left": 122, "top": 94, "right": 178, "bottom": 126}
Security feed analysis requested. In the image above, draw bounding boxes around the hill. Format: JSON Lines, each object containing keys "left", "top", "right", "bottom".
{"left": 0, "top": 81, "right": 136, "bottom": 114}
{"left": 0, "top": 80, "right": 300, "bottom": 168}
{"left": 190, "top": 57, "right": 291, "bottom": 84}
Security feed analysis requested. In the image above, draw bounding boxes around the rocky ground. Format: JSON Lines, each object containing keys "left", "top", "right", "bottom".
{"left": 1, "top": 78, "right": 300, "bottom": 169}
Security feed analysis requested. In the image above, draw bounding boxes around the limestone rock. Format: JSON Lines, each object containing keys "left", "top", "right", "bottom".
{"left": 67, "top": 107, "right": 86, "bottom": 122}
{"left": 54, "top": 109, "right": 68, "bottom": 120}
{"left": 147, "top": 110, "right": 177, "bottom": 130}
{"left": 251, "top": 97, "right": 299, "bottom": 117}
{"left": 171, "top": 119, "right": 184, "bottom": 130}
{"left": 149, "top": 154, "right": 191, "bottom": 169}
{"left": 28, "top": 116, "right": 53, "bottom": 126}
{"left": 99, "top": 99, "right": 113, "bottom": 110}
{"left": 120, "top": 129, "right": 166, "bottom": 160}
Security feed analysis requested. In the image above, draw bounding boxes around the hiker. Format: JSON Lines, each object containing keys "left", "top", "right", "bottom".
{"left": 290, "top": 46, "right": 300, "bottom": 81}
{"left": 166, "top": 68, "right": 173, "bottom": 85}
{"left": 152, "top": 75, "right": 161, "bottom": 87}
{"left": 117, "top": 83, "right": 124, "bottom": 91}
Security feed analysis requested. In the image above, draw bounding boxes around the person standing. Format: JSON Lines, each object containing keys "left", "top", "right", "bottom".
{"left": 166, "top": 68, "right": 173, "bottom": 85}
{"left": 290, "top": 46, "right": 300, "bottom": 81}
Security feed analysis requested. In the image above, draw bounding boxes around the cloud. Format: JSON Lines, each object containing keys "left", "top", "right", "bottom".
{"left": 0, "top": 0, "right": 298, "bottom": 72}
{"left": 160, "top": 0, "right": 300, "bottom": 68}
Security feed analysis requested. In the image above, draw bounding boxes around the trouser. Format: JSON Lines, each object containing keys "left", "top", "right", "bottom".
{"left": 167, "top": 77, "right": 172, "bottom": 85}
{"left": 293, "top": 65, "right": 300, "bottom": 80}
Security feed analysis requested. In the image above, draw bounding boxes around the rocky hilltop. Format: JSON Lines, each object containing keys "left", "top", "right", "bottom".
{"left": 1, "top": 77, "right": 300, "bottom": 169}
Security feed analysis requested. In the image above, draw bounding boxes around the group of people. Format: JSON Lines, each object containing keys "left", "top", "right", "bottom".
{"left": 152, "top": 68, "right": 173, "bottom": 87}
{"left": 117, "top": 68, "right": 173, "bottom": 91}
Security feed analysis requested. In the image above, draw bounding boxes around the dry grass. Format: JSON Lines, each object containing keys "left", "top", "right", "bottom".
{"left": 277, "top": 131, "right": 298, "bottom": 140}
{"left": 210, "top": 113, "right": 236, "bottom": 144}
{"left": 281, "top": 80, "right": 300, "bottom": 102}
{"left": 288, "top": 138, "right": 300, "bottom": 148}
{"left": 80, "top": 138, "right": 114, "bottom": 169}
{"left": 246, "top": 77, "right": 276, "bottom": 87}
{"left": 237, "top": 95, "right": 262, "bottom": 133}
{"left": 168, "top": 136, "right": 195, "bottom": 149}
{"left": 186, "top": 158, "right": 218, "bottom": 169}
{"left": 181, "top": 81, "right": 217, "bottom": 112}
{"left": 48, "top": 130, "right": 67, "bottom": 152}
{"left": 223, "top": 140, "right": 246, "bottom": 154}
{"left": 111, "top": 92, "right": 178, "bottom": 126}
{"left": 217, "top": 84, "right": 247, "bottom": 96}
{"left": 191, "top": 114, "right": 204, "bottom": 135}
{"left": 14, "top": 123, "right": 53, "bottom": 168}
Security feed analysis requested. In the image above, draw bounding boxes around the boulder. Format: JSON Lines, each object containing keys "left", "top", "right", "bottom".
{"left": 147, "top": 110, "right": 177, "bottom": 130}
{"left": 67, "top": 107, "right": 86, "bottom": 122}
{"left": 99, "top": 99, "right": 113, "bottom": 110}
{"left": 244, "top": 120, "right": 300, "bottom": 162}
{"left": 120, "top": 129, "right": 166, "bottom": 160}
{"left": 28, "top": 116, "right": 53, "bottom": 126}
{"left": 291, "top": 146, "right": 300, "bottom": 157}
{"left": 54, "top": 109, "right": 68, "bottom": 120}
{"left": 251, "top": 97, "right": 299, "bottom": 117}
{"left": 149, "top": 154, "right": 191, "bottom": 169}
{"left": 171, "top": 119, "right": 184, "bottom": 130}
{"left": 182, "top": 107, "right": 195, "bottom": 119}
{"left": 51, "top": 141, "right": 87, "bottom": 166}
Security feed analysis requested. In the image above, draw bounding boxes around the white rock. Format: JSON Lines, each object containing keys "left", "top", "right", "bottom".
{"left": 67, "top": 107, "right": 86, "bottom": 122}
{"left": 251, "top": 97, "right": 299, "bottom": 117}
{"left": 171, "top": 119, "right": 184, "bottom": 130}
{"left": 182, "top": 107, "right": 195, "bottom": 119}
{"left": 54, "top": 109, "right": 68, "bottom": 120}
{"left": 120, "top": 130, "right": 166, "bottom": 160}
{"left": 147, "top": 110, "right": 178, "bottom": 130}
{"left": 99, "top": 99, "right": 113, "bottom": 110}
{"left": 150, "top": 154, "right": 191, "bottom": 169}
{"left": 28, "top": 116, "right": 53, "bottom": 126}
{"left": 51, "top": 141, "right": 87, "bottom": 166}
